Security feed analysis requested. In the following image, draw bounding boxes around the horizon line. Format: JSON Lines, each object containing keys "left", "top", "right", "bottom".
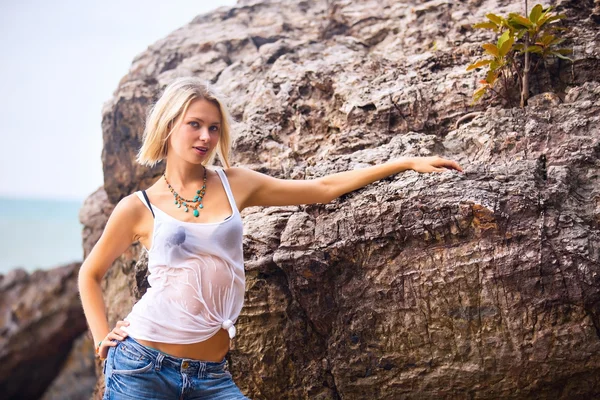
{"left": 0, "top": 193, "right": 88, "bottom": 203}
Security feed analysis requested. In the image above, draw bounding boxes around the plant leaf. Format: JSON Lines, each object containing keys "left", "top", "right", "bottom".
{"left": 486, "top": 70, "right": 498, "bottom": 85}
{"left": 538, "top": 5, "right": 555, "bottom": 20}
{"left": 526, "top": 45, "right": 544, "bottom": 54}
{"left": 473, "top": 22, "right": 498, "bottom": 31}
{"left": 500, "top": 19, "right": 513, "bottom": 30}
{"left": 508, "top": 13, "right": 533, "bottom": 29}
{"left": 555, "top": 48, "right": 573, "bottom": 55}
{"left": 467, "top": 59, "right": 493, "bottom": 71}
{"left": 486, "top": 13, "right": 503, "bottom": 25}
{"left": 538, "top": 14, "right": 565, "bottom": 27}
{"left": 538, "top": 34, "right": 554, "bottom": 46}
{"left": 549, "top": 37, "right": 566, "bottom": 46}
{"left": 530, "top": 4, "right": 543, "bottom": 23}
{"left": 482, "top": 43, "right": 499, "bottom": 57}
{"left": 497, "top": 29, "right": 511, "bottom": 50}
{"left": 472, "top": 86, "right": 488, "bottom": 103}
{"left": 552, "top": 52, "right": 573, "bottom": 61}
{"left": 508, "top": 20, "right": 531, "bottom": 30}
{"left": 499, "top": 36, "right": 515, "bottom": 58}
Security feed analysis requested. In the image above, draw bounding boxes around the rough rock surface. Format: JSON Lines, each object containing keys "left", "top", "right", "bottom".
{"left": 0, "top": 262, "right": 87, "bottom": 400}
{"left": 40, "top": 332, "right": 97, "bottom": 400}
{"left": 89, "top": 0, "right": 600, "bottom": 399}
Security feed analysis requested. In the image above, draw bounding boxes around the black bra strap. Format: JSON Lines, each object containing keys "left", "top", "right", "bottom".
{"left": 141, "top": 190, "right": 155, "bottom": 218}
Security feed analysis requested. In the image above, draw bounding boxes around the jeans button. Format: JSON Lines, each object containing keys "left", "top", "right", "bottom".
{"left": 182, "top": 361, "right": 188, "bottom": 368}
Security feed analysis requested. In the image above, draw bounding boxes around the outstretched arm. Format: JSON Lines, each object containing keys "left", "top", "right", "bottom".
{"left": 230, "top": 155, "right": 464, "bottom": 209}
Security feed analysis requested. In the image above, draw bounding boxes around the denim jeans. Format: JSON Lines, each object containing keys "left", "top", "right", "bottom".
{"left": 102, "top": 335, "right": 249, "bottom": 399}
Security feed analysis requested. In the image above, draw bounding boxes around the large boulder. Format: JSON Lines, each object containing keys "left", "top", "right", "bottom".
{"left": 90, "top": 0, "right": 600, "bottom": 398}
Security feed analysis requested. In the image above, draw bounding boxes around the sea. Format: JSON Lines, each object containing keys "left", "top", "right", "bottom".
{"left": 0, "top": 196, "right": 85, "bottom": 275}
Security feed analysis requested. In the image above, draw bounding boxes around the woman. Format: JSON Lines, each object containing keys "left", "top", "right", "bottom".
{"left": 78, "top": 76, "right": 464, "bottom": 399}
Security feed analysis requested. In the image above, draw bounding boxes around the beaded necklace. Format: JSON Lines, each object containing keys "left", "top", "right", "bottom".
{"left": 162, "top": 167, "right": 207, "bottom": 218}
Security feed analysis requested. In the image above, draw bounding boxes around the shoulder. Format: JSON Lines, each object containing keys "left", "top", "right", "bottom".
{"left": 107, "top": 191, "right": 150, "bottom": 241}
{"left": 118, "top": 191, "right": 145, "bottom": 210}
{"left": 220, "top": 166, "right": 250, "bottom": 179}
{"left": 110, "top": 192, "right": 147, "bottom": 225}
{"left": 218, "top": 166, "right": 265, "bottom": 211}
{"left": 219, "top": 166, "right": 265, "bottom": 189}
{"left": 83, "top": 192, "right": 149, "bottom": 278}
{"left": 220, "top": 166, "right": 266, "bottom": 179}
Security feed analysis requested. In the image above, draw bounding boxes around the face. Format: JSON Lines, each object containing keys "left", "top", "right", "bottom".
{"left": 167, "top": 98, "right": 222, "bottom": 164}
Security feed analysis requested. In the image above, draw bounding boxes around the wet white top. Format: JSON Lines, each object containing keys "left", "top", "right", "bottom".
{"left": 121, "top": 167, "right": 245, "bottom": 343}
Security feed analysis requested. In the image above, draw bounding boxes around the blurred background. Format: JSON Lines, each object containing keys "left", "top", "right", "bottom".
{"left": 0, "top": 0, "right": 237, "bottom": 274}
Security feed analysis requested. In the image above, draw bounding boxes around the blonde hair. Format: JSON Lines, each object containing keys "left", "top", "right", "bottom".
{"left": 136, "top": 77, "right": 234, "bottom": 168}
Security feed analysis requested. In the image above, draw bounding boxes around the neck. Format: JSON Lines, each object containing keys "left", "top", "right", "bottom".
{"left": 163, "top": 162, "right": 207, "bottom": 192}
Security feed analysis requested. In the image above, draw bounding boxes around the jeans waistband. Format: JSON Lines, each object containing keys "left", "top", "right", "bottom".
{"left": 123, "top": 335, "right": 228, "bottom": 372}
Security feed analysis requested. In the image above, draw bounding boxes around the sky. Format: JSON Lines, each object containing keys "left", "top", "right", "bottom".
{"left": 0, "top": 0, "right": 238, "bottom": 201}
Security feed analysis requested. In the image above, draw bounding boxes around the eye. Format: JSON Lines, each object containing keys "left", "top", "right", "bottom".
{"left": 210, "top": 125, "right": 220, "bottom": 132}
{"left": 189, "top": 121, "right": 199, "bottom": 128}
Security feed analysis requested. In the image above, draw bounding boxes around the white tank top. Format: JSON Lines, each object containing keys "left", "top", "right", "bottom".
{"left": 121, "top": 167, "right": 245, "bottom": 343}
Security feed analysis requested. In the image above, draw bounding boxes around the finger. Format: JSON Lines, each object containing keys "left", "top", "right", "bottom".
{"left": 106, "top": 332, "right": 122, "bottom": 343}
{"left": 441, "top": 163, "right": 460, "bottom": 172}
{"left": 100, "top": 338, "right": 115, "bottom": 348}
{"left": 115, "top": 321, "right": 130, "bottom": 337}
{"left": 111, "top": 330, "right": 127, "bottom": 340}
{"left": 448, "top": 161, "right": 463, "bottom": 172}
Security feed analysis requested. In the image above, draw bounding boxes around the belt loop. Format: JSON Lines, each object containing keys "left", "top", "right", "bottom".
{"left": 198, "top": 362, "right": 207, "bottom": 379}
{"left": 154, "top": 352, "right": 164, "bottom": 372}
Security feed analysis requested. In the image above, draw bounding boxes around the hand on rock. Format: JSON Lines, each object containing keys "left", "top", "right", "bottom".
{"left": 410, "top": 156, "right": 464, "bottom": 174}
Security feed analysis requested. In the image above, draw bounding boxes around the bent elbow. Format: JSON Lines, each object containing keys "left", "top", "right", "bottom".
{"left": 78, "top": 261, "right": 102, "bottom": 286}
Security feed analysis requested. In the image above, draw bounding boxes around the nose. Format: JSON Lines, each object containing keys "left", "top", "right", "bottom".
{"left": 199, "top": 126, "right": 211, "bottom": 142}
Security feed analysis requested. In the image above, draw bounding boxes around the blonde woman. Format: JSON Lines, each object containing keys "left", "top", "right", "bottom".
{"left": 77, "top": 76, "right": 464, "bottom": 399}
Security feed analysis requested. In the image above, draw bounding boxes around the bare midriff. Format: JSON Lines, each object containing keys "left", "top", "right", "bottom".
{"left": 132, "top": 328, "right": 231, "bottom": 362}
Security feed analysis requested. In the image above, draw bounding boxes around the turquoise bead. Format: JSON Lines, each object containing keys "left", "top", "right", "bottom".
{"left": 183, "top": 202, "right": 187, "bottom": 206}
{"left": 184, "top": 207, "right": 188, "bottom": 212}
{"left": 199, "top": 204, "right": 204, "bottom": 209}
{"left": 196, "top": 190, "right": 201, "bottom": 194}
{"left": 174, "top": 200, "right": 178, "bottom": 204}
{"left": 193, "top": 209, "right": 199, "bottom": 217}
{"left": 194, "top": 196, "right": 199, "bottom": 201}
{"left": 177, "top": 203, "right": 181, "bottom": 208}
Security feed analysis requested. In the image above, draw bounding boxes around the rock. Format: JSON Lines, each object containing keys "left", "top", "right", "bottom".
{"left": 88, "top": 0, "right": 600, "bottom": 399}
{"left": 593, "top": 0, "right": 600, "bottom": 23}
{"left": 0, "top": 262, "right": 87, "bottom": 400}
{"left": 41, "top": 333, "right": 96, "bottom": 400}
{"left": 527, "top": 92, "right": 562, "bottom": 108}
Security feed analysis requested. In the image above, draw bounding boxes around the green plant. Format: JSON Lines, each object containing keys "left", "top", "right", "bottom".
{"left": 467, "top": 3, "right": 573, "bottom": 107}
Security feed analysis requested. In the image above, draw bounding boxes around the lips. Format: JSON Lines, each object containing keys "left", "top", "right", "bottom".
{"left": 193, "top": 146, "right": 208, "bottom": 154}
